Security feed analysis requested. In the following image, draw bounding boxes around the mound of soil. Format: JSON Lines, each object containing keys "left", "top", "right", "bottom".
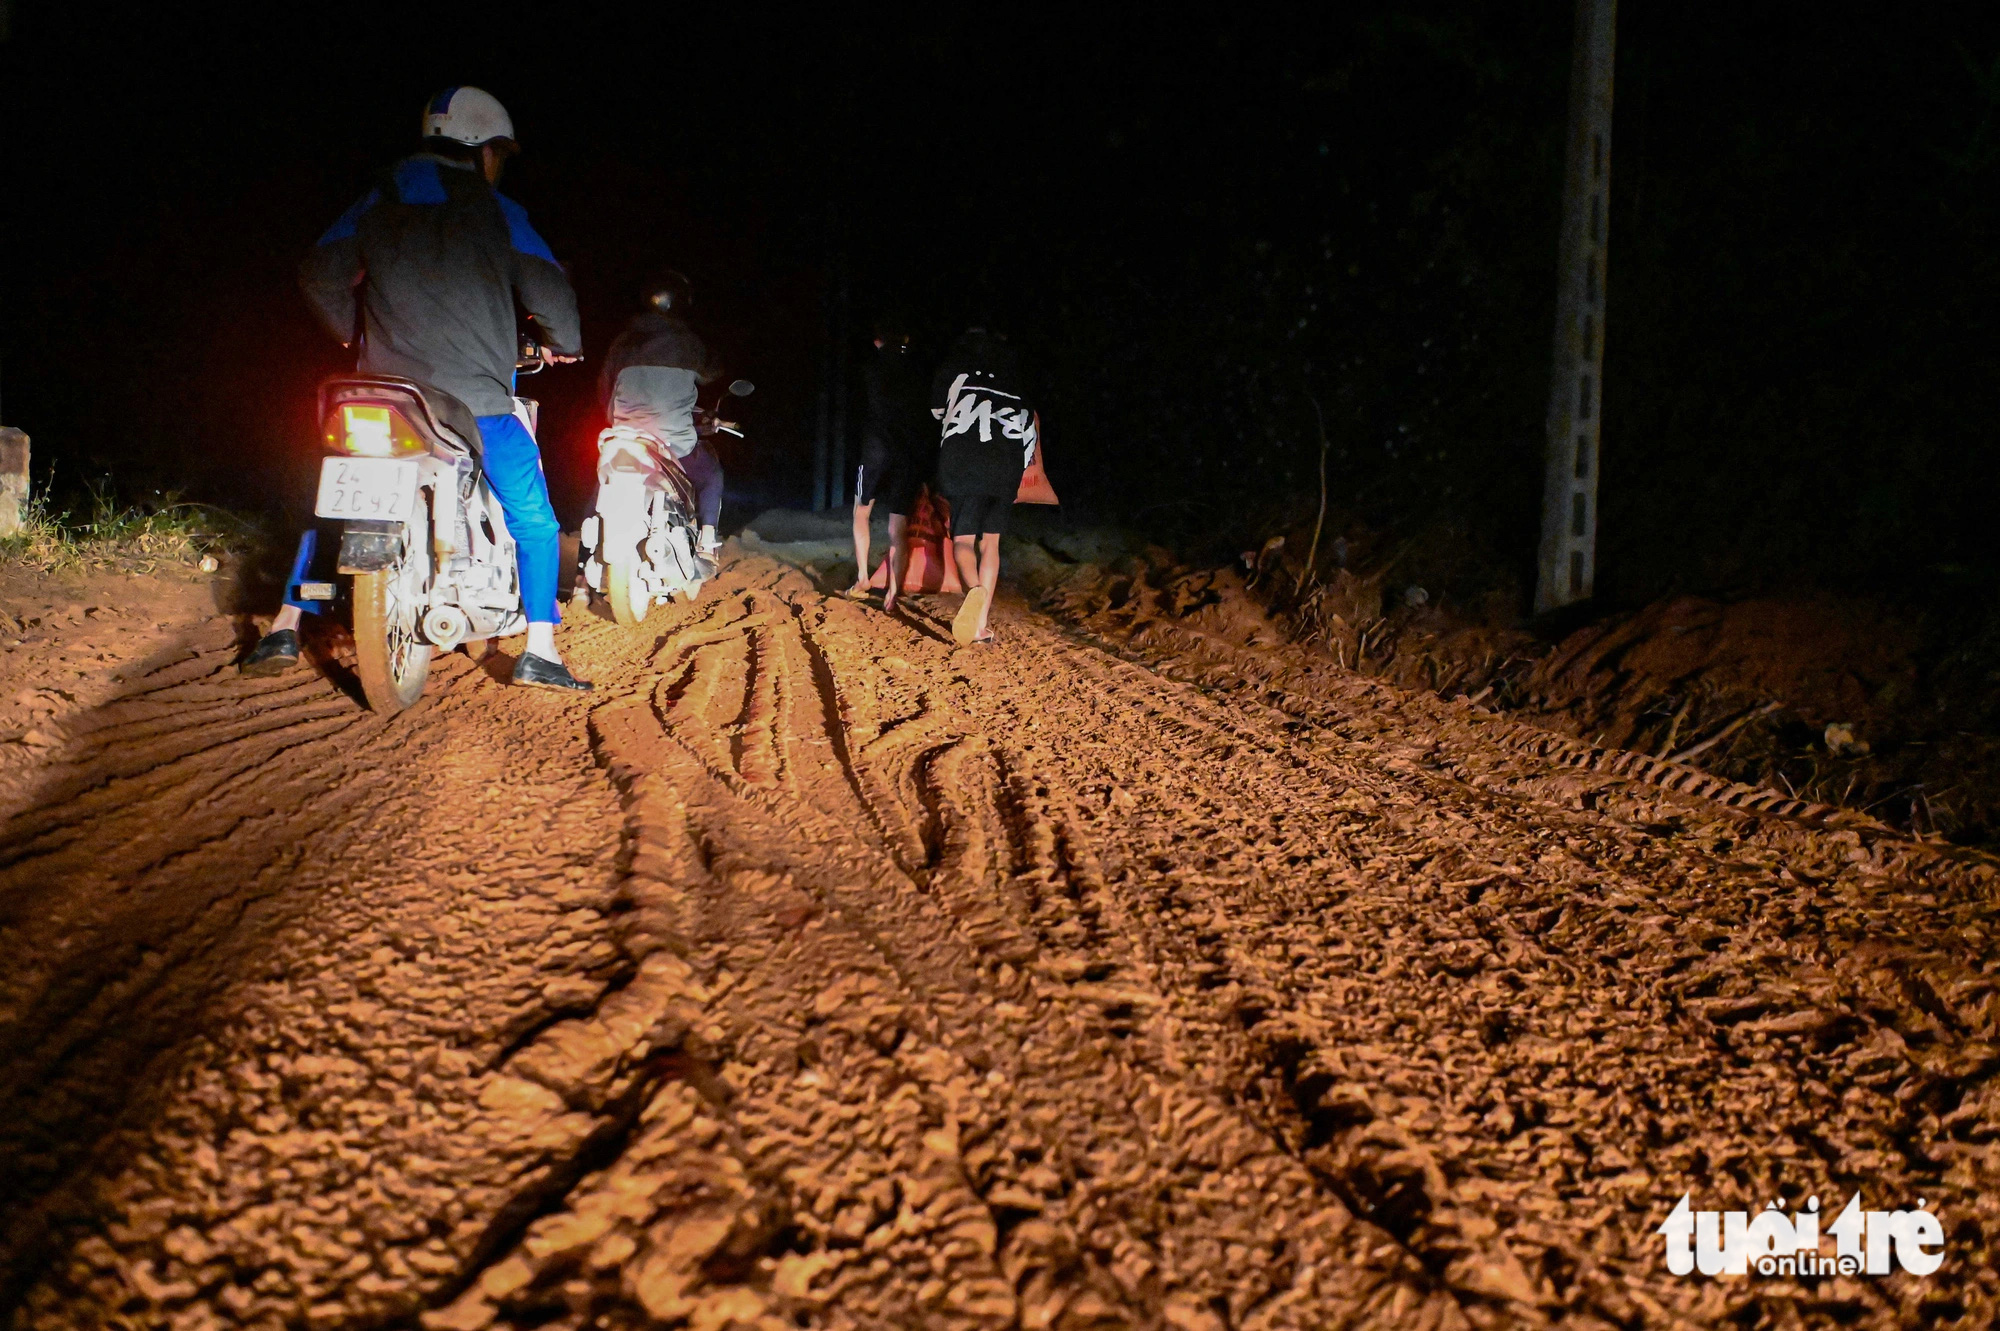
{"left": 1512, "top": 594, "right": 2000, "bottom": 844}
{"left": 1022, "top": 533, "right": 2000, "bottom": 847}
{"left": 1523, "top": 594, "right": 1915, "bottom": 740}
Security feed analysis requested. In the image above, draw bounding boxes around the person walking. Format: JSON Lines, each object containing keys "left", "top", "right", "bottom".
{"left": 847, "top": 313, "right": 931, "bottom": 612}
{"left": 931, "top": 328, "right": 1034, "bottom": 645}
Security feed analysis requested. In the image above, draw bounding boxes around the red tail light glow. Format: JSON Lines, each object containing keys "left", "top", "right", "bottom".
{"left": 325, "top": 404, "right": 424, "bottom": 457}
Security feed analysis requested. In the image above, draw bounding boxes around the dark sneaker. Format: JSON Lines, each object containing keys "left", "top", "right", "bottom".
{"left": 239, "top": 629, "right": 301, "bottom": 676}
{"left": 512, "top": 652, "right": 594, "bottom": 692}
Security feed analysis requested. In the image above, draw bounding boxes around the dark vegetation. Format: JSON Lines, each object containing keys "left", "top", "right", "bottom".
{"left": 5, "top": 2, "right": 2000, "bottom": 836}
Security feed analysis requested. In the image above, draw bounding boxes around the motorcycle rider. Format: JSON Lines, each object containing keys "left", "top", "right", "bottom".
{"left": 847, "top": 312, "right": 931, "bottom": 613}
{"left": 933, "top": 327, "right": 1035, "bottom": 645}
{"left": 599, "top": 271, "right": 724, "bottom": 557}
{"left": 242, "top": 86, "right": 591, "bottom": 691}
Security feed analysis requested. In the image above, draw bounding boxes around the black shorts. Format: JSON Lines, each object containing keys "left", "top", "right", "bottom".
{"left": 855, "top": 451, "right": 923, "bottom": 517}
{"left": 947, "top": 493, "right": 1012, "bottom": 539}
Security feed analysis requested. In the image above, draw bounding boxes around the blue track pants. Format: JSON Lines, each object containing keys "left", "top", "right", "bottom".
{"left": 282, "top": 526, "right": 326, "bottom": 614}
{"left": 682, "top": 440, "right": 724, "bottom": 530}
{"left": 475, "top": 412, "right": 561, "bottom": 624}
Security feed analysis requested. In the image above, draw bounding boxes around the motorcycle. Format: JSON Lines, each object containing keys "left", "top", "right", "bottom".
{"left": 580, "top": 377, "right": 754, "bottom": 626}
{"left": 308, "top": 343, "right": 554, "bottom": 712}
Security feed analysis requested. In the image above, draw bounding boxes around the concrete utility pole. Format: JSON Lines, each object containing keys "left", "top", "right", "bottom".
{"left": 1535, "top": 0, "right": 1616, "bottom": 614}
{"left": 0, "top": 430, "right": 26, "bottom": 536}
{"left": 0, "top": 0, "right": 25, "bottom": 536}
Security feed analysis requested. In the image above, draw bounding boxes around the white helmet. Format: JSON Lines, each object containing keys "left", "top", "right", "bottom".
{"left": 421, "top": 87, "right": 516, "bottom": 148}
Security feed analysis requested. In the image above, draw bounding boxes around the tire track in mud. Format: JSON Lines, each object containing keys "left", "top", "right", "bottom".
{"left": 978, "top": 592, "right": 2000, "bottom": 1326}
{"left": 11, "top": 552, "right": 2000, "bottom": 1329}
{"left": 0, "top": 635, "right": 378, "bottom": 1233}
{"left": 0, "top": 614, "right": 655, "bottom": 1330}
{"left": 458, "top": 572, "right": 1499, "bottom": 1329}
{"left": 504, "top": 561, "right": 1996, "bottom": 1329}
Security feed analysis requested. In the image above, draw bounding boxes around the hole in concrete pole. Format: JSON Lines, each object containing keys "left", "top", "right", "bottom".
{"left": 1571, "top": 491, "right": 1588, "bottom": 537}
{"left": 1574, "top": 434, "right": 1591, "bottom": 478}
{"left": 1577, "top": 375, "right": 1593, "bottom": 420}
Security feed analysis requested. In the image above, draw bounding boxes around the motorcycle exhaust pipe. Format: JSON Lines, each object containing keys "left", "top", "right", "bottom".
{"left": 423, "top": 605, "right": 471, "bottom": 651}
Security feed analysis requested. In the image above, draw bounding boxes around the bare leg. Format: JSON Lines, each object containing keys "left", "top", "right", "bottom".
{"left": 883, "top": 512, "right": 909, "bottom": 612}
{"left": 975, "top": 533, "right": 1001, "bottom": 638}
{"left": 525, "top": 621, "right": 561, "bottom": 665}
{"left": 952, "top": 534, "right": 980, "bottom": 594}
{"left": 270, "top": 604, "right": 304, "bottom": 634}
{"left": 850, "top": 499, "right": 875, "bottom": 594}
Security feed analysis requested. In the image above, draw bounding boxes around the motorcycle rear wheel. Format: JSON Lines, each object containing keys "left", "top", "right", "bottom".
{"left": 353, "top": 515, "right": 434, "bottom": 713}
{"left": 605, "top": 555, "right": 652, "bottom": 627}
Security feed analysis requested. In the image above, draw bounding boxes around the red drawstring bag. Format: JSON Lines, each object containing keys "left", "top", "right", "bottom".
{"left": 870, "top": 489, "right": 964, "bottom": 592}
{"left": 1016, "top": 415, "right": 1059, "bottom": 505}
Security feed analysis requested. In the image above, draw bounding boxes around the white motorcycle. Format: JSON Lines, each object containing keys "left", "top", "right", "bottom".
{"left": 308, "top": 367, "right": 546, "bottom": 713}
{"left": 580, "top": 378, "right": 753, "bottom": 626}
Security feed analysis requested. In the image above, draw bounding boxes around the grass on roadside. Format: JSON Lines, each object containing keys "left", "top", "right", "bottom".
{"left": 1, "top": 480, "right": 263, "bottom": 574}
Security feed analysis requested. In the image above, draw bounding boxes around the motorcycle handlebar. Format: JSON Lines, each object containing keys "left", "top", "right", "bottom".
{"left": 517, "top": 336, "right": 582, "bottom": 374}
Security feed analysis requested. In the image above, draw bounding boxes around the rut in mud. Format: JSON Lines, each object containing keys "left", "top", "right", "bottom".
{"left": 2, "top": 549, "right": 1997, "bottom": 1330}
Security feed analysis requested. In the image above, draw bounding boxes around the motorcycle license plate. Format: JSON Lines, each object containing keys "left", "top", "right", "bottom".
{"left": 315, "top": 457, "right": 419, "bottom": 520}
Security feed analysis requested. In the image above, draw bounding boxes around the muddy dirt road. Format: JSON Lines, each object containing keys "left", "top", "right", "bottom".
{"left": 2, "top": 549, "right": 1996, "bottom": 1329}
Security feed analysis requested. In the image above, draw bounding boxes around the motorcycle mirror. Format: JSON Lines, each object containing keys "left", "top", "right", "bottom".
{"left": 728, "top": 379, "right": 755, "bottom": 397}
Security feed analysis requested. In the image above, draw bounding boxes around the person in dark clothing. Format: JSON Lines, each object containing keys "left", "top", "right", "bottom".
{"left": 847, "top": 314, "right": 932, "bottom": 611}
{"left": 243, "top": 86, "right": 590, "bottom": 690}
{"left": 932, "top": 328, "right": 1035, "bottom": 644}
{"left": 600, "top": 271, "right": 724, "bottom": 552}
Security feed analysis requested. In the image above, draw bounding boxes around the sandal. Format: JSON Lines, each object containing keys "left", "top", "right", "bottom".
{"left": 952, "top": 586, "right": 988, "bottom": 645}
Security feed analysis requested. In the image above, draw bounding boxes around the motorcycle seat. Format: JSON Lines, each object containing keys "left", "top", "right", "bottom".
{"left": 595, "top": 425, "right": 698, "bottom": 509}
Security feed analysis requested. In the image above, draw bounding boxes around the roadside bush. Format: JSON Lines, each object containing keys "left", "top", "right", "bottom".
{"left": 0, "top": 478, "right": 261, "bottom": 573}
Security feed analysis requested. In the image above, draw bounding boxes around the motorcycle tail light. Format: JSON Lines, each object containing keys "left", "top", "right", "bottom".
{"left": 325, "top": 404, "right": 424, "bottom": 457}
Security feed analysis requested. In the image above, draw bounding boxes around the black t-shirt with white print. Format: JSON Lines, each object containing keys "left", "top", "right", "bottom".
{"left": 930, "top": 332, "right": 1037, "bottom": 498}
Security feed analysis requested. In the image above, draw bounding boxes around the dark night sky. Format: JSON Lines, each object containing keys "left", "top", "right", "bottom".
{"left": 5, "top": 2, "right": 1999, "bottom": 607}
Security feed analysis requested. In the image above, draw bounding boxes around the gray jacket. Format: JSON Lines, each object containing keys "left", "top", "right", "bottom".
{"left": 601, "top": 312, "right": 718, "bottom": 457}
{"left": 301, "top": 154, "right": 580, "bottom": 418}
